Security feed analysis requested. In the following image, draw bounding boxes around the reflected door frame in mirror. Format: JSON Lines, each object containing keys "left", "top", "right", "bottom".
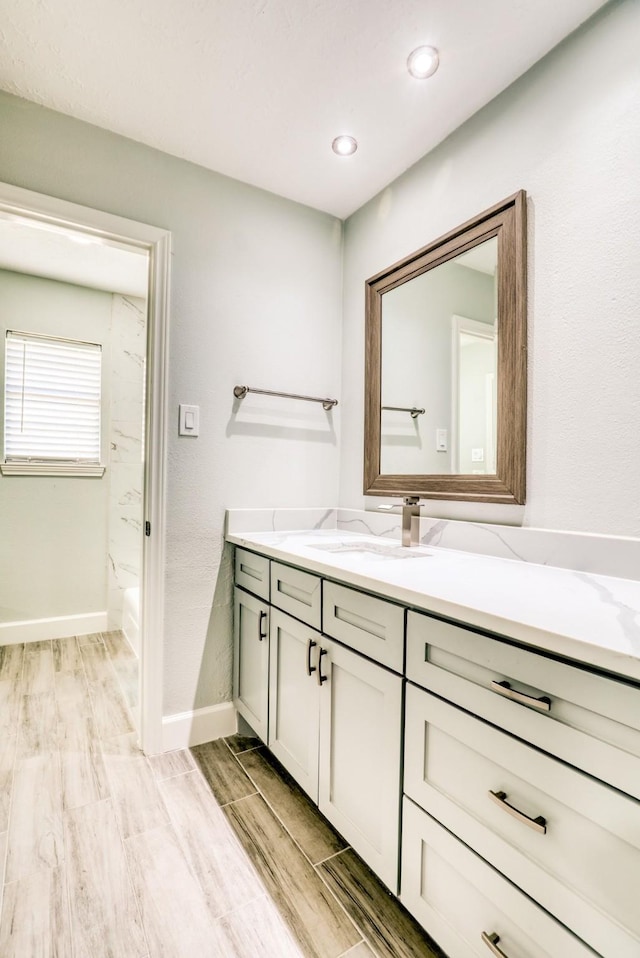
{"left": 364, "top": 190, "right": 527, "bottom": 504}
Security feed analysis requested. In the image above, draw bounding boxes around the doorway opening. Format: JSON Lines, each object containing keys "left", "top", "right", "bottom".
{"left": 0, "top": 182, "right": 170, "bottom": 754}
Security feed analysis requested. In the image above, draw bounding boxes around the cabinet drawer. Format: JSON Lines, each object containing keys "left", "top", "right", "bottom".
{"left": 407, "top": 609, "right": 640, "bottom": 800}
{"left": 401, "top": 797, "right": 594, "bottom": 958}
{"left": 270, "top": 561, "right": 322, "bottom": 629}
{"left": 405, "top": 683, "right": 640, "bottom": 957}
{"left": 322, "top": 581, "right": 404, "bottom": 672}
{"left": 234, "top": 547, "right": 270, "bottom": 601}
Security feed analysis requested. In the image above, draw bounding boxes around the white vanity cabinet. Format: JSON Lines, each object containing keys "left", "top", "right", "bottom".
{"left": 230, "top": 538, "right": 640, "bottom": 958}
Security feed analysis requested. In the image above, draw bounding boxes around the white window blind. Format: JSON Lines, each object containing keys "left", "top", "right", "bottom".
{"left": 4, "top": 330, "right": 102, "bottom": 463}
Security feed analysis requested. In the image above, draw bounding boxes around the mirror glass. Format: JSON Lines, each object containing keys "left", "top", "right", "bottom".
{"left": 381, "top": 236, "right": 497, "bottom": 476}
{"left": 364, "top": 191, "right": 526, "bottom": 504}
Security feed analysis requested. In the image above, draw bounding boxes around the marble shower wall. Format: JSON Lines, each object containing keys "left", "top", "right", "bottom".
{"left": 107, "top": 294, "right": 146, "bottom": 630}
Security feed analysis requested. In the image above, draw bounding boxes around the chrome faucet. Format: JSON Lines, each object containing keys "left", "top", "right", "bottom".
{"left": 401, "top": 496, "right": 421, "bottom": 547}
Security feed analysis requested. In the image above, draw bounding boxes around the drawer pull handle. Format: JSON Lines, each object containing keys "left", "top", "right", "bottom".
{"left": 306, "top": 638, "right": 317, "bottom": 676}
{"left": 317, "top": 647, "right": 328, "bottom": 686}
{"left": 481, "top": 932, "right": 509, "bottom": 957}
{"left": 258, "top": 610, "right": 268, "bottom": 642}
{"left": 491, "top": 680, "right": 551, "bottom": 712}
{"left": 489, "top": 790, "right": 547, "bottom": 834}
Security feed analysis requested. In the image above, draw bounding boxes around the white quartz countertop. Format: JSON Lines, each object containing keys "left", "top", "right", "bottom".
{"left": 226, "top": 528, "right": 640, "bottom": 682}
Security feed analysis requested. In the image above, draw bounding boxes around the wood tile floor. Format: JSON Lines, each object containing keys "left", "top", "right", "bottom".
{"left": 0, "top": 634, "right": 444, "bottom": 958}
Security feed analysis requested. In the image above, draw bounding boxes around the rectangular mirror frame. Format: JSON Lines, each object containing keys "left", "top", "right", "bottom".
{"left": 364, "top": 190, "right": 527, "bottom": 504}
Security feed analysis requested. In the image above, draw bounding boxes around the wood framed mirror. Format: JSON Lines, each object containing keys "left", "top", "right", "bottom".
{"left": 364, "top": 191, "right": 527, "bottom": 504}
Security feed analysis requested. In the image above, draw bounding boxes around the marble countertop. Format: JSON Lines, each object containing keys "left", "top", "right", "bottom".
{"left": 226, "top": 528, "right": 640, "bottom": 682}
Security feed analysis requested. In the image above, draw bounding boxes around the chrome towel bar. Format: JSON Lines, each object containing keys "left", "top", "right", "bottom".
{"left": 382, "top": 405, "right": 425, "bottom": 418}
{"left": 233, "top": 385, "right": 338, "bottom": 411}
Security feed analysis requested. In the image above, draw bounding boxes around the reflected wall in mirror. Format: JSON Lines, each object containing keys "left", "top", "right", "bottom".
{"left": 381, "top": 236, "right": 498, "bottom": 476}
{"left": 365, "top": 191, "right": 526, "bottom": 504}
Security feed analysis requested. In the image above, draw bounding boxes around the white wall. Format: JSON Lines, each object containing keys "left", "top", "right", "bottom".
{"left": 340, "top": 0, "right": 640, "bottom": 537}
{"left": 0, "top": 269, "right": 111, "bottom": 620}
{"left": 0, "top": 93, "right": 343, "bottom": 713}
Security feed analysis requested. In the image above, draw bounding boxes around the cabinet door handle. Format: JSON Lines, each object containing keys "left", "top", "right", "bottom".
{"left": 490, "top": 679, "right": 551, "bottom": 712}
{"left": 317, "top": 647, "right": 328, "bottom": 686}
{"left": 306, "top": 638, "right": 317, "bottom": 676}
{"left": 489, "top": 789, "right": 547, "bottom": 834}
{"left": 481, "top": 932, "right": 509, "bottom": 957}
{"left": 258, "top": 610, "right": 268, "bottom": 641}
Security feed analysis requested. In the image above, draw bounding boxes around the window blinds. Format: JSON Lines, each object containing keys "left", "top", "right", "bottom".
{"left": 4, "top": 331, "right": 102, "bottom": 463}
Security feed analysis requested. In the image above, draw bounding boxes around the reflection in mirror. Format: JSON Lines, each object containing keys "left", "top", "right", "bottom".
{"left": 381, "top": 236, "right": 497, "bottom": 476}
{"left": 364, "top": 191, "right": 526, "bottom": 504}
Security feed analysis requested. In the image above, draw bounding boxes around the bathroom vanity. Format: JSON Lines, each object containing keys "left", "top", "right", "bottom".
{"left": 226, "top": 521, "right": 640, "bottom": 958}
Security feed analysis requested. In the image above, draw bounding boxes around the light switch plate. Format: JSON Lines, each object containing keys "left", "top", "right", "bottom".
{"left": 179, "top": 404, "right": 200, "bottom": 437}
{"left": 436, "top": 429, "right": 448, "bottom": 452}
{"left": 471, "top": 447, "right": 484, "bottom": 462}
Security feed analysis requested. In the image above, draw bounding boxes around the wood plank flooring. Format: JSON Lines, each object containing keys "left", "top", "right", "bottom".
{"left": 0, "top": 634, "right": 445, "bottom": 957}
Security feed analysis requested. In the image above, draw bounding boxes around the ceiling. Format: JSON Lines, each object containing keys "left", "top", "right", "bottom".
{"left": 0, "top": 216, "right": 149, "bottom": 297}
{"left": 0, "top": 0, "right": 608, "bottom": 219}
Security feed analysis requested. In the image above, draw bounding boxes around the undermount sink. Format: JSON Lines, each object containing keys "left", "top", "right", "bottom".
{"left": 309, "top": 539, "right": 431, "bottom": 560}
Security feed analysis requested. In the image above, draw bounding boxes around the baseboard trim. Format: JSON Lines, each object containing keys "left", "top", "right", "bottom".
{"left": 161, "top": 702, "right": 237, "bottom": 752}
{"left": 0, "top": 611, "right": 108, "bottom": 645}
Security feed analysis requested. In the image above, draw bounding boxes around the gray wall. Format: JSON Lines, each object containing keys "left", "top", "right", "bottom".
{"left": 340, "top": 0, "right": 640, "bottom": 536}
{"left": 0, "top": 269, "right": 111, "bottom": 621}
{"left": 0, "top": 92, "right": 343, "bottom": 714}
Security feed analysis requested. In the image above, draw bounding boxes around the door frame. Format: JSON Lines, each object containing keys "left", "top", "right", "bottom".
{"left": 0, "top": 181, "right": 170, "bottom": 755}
{"left": 450, "top": 313, "right": 497, "bottom": 474}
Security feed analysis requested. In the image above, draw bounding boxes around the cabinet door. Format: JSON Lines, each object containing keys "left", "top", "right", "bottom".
{"left": 233, "top": 587, "right": 269, "bottom": 742}
{"left": 318, "top": 637, "right": 402, "bottom": 893}
{"left": 268, "top": 608, "right": 320, "bottom": 801}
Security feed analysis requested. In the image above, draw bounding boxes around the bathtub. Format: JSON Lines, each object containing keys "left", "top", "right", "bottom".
{"left": 122, "top": 586, "right": 140, "bottom": 657}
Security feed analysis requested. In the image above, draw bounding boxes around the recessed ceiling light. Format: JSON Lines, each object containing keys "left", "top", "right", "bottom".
{"left": 407, "top": 45, "right": 439, "bottom": 79}
{"left": 332, "top": 135, "right": 358, "bottom": 157}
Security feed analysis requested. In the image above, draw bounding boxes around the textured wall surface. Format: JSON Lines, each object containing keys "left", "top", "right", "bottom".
{"left": 0, "top": 95, "right": 343, "bottom": 713}
{"left": 0, "top": 270, "right": 111, "bottom": 620}
{"left": 340, "top": 0, "right": 640, "bottom": 537}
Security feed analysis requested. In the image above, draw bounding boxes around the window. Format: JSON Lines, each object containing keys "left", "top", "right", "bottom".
{"left": 2, "top": 330, "right": 103, "bottom": 475}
